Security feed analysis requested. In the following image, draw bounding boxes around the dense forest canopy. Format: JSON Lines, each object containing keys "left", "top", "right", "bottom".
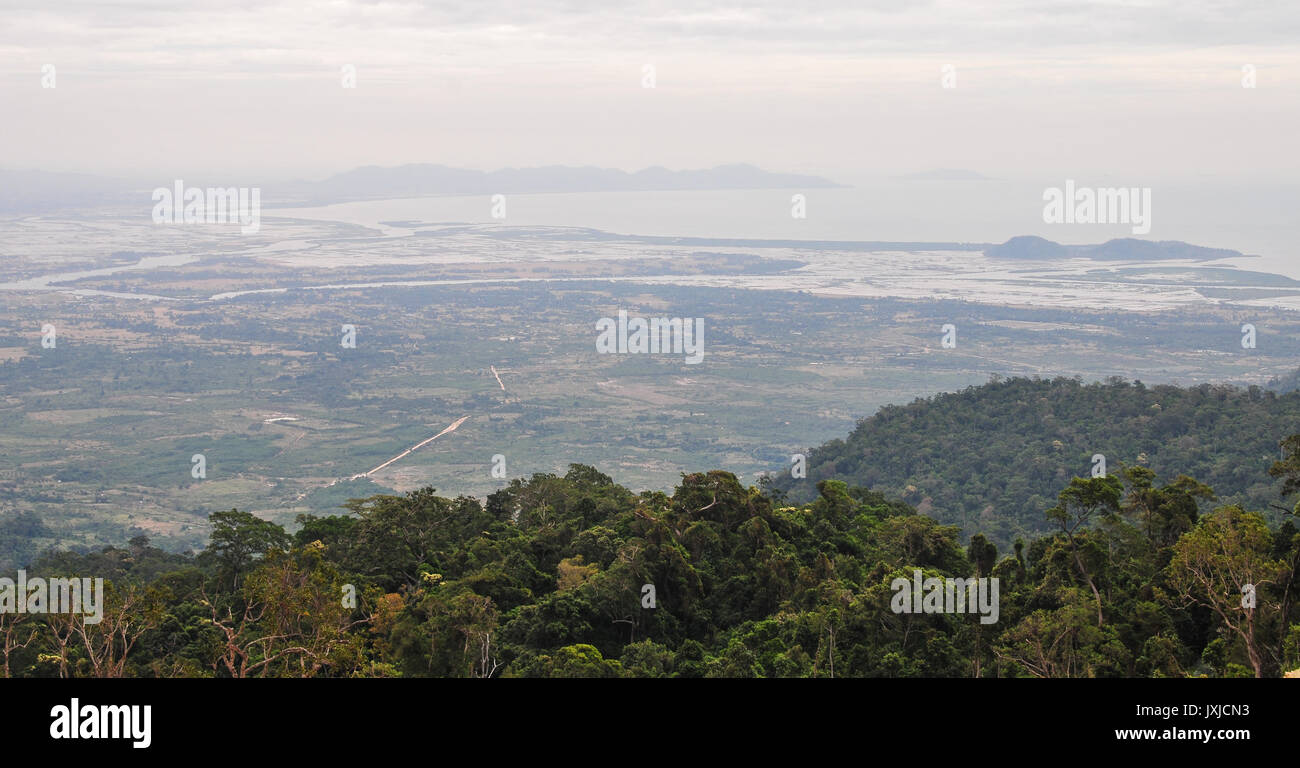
{"left": 3, "top": 444, "right": 1298, "bottom": 677}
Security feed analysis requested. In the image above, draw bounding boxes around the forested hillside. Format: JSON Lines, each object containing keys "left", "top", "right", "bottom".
{"left": 782, "top": 376, "right": 1300, "bottom": 545}
{"left": 3, "top": 454, "right": 1298, "bottom": 678}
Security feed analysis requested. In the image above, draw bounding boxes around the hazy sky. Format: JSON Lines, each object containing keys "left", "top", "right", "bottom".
{"left": 3, "top": 0, "right": 1298, "bottom": 182}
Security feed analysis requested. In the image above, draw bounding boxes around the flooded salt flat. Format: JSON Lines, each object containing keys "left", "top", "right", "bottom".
{"left": 207, "top": 240, "right": 1300, "bottom": 312}
{"left": 2, "top": 190, "right": 1298, "bottom": 314}
{"left": 271, "top": 182, "right": 1300, "bottom": 279}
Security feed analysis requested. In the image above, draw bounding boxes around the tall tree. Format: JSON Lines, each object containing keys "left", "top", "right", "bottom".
{"left": 204, "top": 509, "right": 291, "bottom": 590}
{"left": 1046, "top": 476, "right": 1122, "bottom": 626}
{"left": 1166, "top": 505, "right": 1285, "bottom": 677}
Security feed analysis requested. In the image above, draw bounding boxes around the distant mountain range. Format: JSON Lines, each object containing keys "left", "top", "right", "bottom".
{"left": 0, "top": 164, "right": 841, "bottom": 211}
{"left": 0, "top": 169, "right": 136, "bottom": 211}
{"left": 984, "top": 235, "right": 1244, "bottom": 262}
{"left": 893, "top": 168, "right": 994, "bottom": 181}
{"left": 283, "top": 163, "right": 842, "bottom": 203}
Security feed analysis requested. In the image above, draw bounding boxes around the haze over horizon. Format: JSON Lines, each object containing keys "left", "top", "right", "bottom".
{"left": 3, "top": 0, "right": 1298, "bottom": 182}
